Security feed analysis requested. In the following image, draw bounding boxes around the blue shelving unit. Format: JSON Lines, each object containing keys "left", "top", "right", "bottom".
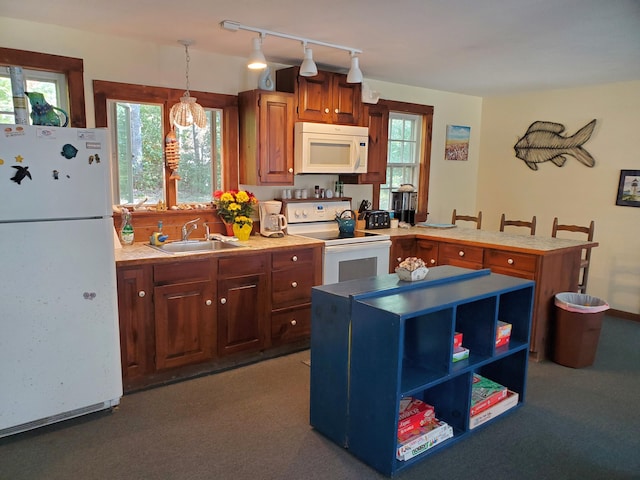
{"left": 310, "top": 266, "right": 534, "bottom": 476}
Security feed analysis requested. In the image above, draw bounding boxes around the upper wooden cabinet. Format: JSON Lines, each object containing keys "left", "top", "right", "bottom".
{"left": 276, "top": 67, "right": 364, "bottom": 126}
{"left": 238, "top": 89, "right": 295, "bottom": 185}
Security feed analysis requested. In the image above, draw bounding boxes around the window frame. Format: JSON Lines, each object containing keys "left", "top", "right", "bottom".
{"left": 0, "top": 47, "right": 86, "bottom": 127}
{"left": 378, "top": 100, "right": 433, "bottom": 223}
{"left": 93, "top": 80, "right": 239, "bottom": 207}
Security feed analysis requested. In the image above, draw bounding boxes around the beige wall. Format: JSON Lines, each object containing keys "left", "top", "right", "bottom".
{"left": 478, "top": 82, "right": 640, "bottom": 314}
{"left": 2, "top": 17, "right": 637, "bottom": 313}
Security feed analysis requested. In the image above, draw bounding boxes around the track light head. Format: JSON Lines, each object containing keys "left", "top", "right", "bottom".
{"left": 347, "top": 52, "right": 363, "bottom": 83}
{"left": 299, "top": 46, "right": 318, "bottom": 77}
{"left": 247, "top": 36, "right": 267, "bottom": 70}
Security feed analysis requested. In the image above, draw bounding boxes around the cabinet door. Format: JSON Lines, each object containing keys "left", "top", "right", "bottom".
{"left": 154, "top": 280, "right": 215, "bottom": 370}
{"left": 238, "top": 90, "right": 294, "bottom": 185}
{"left": 390, "top": 237, "right": 416, "bottom": 272}
{"left": 117, "top": 265, "right": 153, "bottom": 380}
{"left": 217, "top": 272, "right": 267, "bottom": 355}
{"left": 297, "top": 71, "right": 332, "bottom": 122}
{"left": 415, "top": 238, "right": 439, "bottom": 267}
{"left": 331, "top": 74, "right": 363, "bottom": 125}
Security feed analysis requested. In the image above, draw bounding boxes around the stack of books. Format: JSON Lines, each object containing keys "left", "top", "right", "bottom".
{"left": 396, "top": 397, "right": 453, "bottom": 461}
{"left": 496, "top": 321, "right": 512, "bottom": 348}
{"left": 452, "top": 331, "right": 469, "bottom": 362}
{"left": 468, "top": 373, "right": 519, "bottom": 429}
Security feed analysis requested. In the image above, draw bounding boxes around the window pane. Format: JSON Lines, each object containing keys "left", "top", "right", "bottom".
{"left": 0, "top": 69, "right": 68, "bottom": 123}
{"left": 114, "top": 102, "right": 164, "bottom": 205}
{"left": 176, "top": 109, "right": 222, "bottom": 204}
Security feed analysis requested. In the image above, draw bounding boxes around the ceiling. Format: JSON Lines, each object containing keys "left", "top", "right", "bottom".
{"left": 3, "top": 0, "right": 640, "bottom": 96}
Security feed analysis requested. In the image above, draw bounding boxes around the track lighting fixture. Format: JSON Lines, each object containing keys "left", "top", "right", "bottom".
{"left": 221, "top": 20, "right": 363, "bottom": 83}
{"left": 299, "top": 44, "right": 318, "bottom": 77}
{"left": 247, "top": 35, "right": 267, "bottom": 70}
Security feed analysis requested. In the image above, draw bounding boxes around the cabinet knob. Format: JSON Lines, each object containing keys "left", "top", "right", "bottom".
{"left": 397, "top": 257, "right": 403, "bottom": 263}
{"left": 220, "top": 298, "right": 227, "bottom": 305}
{"left": 458, "top": 250, "right": 465, "bottom": 257}
{"left": 430, "top": 259, "right": 436, "bottom": 265}
{"left": 334, "top": 108, "right": 339, "bottom": 114}
{"left": 138, "top": 290, "right": 146, "bottom": 298}
{"left": 288, "top": 167, "right": 294, "bottom": 173}
{"left": 507, "top": 258, "right": 514, "bottom": 265}
{"left": 290, "top": 319, "right": 297, "bottom": 326}
{"left": 324, "top": 107, "right": 330, "bottom": 114}
{"left": 291, "top": 281, "right": 298, "bottom": 288}
{"left": 291, "top": 255, "right": 298, "bottom": 262}
{"left": 205, "top": 299, "right": 212, "bottom": 306}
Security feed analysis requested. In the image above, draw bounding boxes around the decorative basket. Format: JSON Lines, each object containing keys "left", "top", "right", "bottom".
{"left": 395, "top": 266, "right": 429, "bottom": 282}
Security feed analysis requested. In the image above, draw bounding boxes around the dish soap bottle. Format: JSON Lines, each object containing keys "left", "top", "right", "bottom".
{"left": 120, "top": 209, "right": 134, "bottom": 245}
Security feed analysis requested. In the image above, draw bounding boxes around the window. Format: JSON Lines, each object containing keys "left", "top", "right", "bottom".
{"left": 94, "top": 80, "right": 238, "bottom": 209}
{"left": 379, "top": 112, "right": 422, "bottom": 211}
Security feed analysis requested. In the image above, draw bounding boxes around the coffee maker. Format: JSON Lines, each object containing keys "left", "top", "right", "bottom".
{"left": 391, "top": 189, "right": 418, "bottom": 225}
{"left": 259, "top": 200, "right": 288, "bottom": 237}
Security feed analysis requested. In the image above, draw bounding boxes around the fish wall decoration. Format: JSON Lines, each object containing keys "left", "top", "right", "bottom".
{"left": 514, "top": 119, "right": 597, "bottom": 171}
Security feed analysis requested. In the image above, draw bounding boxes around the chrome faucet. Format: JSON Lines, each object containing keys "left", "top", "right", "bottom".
{"left": 181, "top": 218, "right": 200, "bottom": 241}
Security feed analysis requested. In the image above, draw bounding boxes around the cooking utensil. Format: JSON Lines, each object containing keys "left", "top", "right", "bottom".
{"left": 335, "top": 210, "right": 356, "bottom": 234}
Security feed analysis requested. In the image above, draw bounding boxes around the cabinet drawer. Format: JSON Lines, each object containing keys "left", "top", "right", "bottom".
{"left": 272, "top": 249, "right": 315, "bottom": 269}
{"left": 486, "top": 249, "right": 537, "bottom": 280}
{"left": 415, "top": 239, "right": 439, "bottom": 266}
{"left": 438, "top": 243, "right": 484, "bottom": 268}
{"left": 271, "top": 305, "right": 311, "bottom": 344}
{"left": 272, "top": 269, "right": 314, "bottom": 308}
{"left": 154, "top": 260, "right": 212, "bottom": 284}
{"left": 218, "top": 254, "right": 267, "bottom": 277}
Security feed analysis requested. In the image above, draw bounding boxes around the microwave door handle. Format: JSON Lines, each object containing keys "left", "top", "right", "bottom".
{"left": 354, "top": 141, "right": 362, "bottom": 170}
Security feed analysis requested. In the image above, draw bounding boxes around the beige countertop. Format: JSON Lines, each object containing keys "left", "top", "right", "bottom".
{"left": 115, "top": 233, "right": 324, "bottom": 265}
{"left": 370, "top": 225, "right": 597, "bottom": 254}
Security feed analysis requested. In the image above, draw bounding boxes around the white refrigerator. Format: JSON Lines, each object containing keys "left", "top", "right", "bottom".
{"left": 0, "top": 124, "right": 122, "bottom": 438}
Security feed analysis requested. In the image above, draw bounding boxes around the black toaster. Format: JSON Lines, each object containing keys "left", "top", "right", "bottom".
{"left": 364, "top": 210, "right": 391, "bottom": 229}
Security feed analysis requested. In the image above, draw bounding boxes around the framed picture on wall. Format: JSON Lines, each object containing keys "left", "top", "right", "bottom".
{"left": 445, "top": 125, "right": 470, "bottom": 161}
{"left": 615, "top": 169, "right": 640, "bottom": 207}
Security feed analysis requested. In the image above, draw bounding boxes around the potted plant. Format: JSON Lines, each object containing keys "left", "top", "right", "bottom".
{"left": 213, "top": 189, "right": 257, "bottom": 239}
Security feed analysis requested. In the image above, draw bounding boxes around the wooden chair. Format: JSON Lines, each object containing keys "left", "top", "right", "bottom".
{"left": 500, "top": 214, "right": 537, "bottom": 235}
{"left": 552, "top": 218, "right": 595, "bottom": 294}
{"left": 451, "top": 209, "right": 482, "bottom": 229}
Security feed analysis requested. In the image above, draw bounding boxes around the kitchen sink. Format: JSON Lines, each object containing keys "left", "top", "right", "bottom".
{"left": 148, "top": 239, "right": 244, "bottom": 254}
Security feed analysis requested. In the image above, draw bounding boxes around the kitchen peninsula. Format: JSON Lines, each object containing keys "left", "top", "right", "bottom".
{"left": 383, "top": 225, "right": 598, "bottom": 361}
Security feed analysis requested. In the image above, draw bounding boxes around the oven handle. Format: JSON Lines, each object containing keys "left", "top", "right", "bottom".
{"left": 324, "top": 240, "right": 392, "bottom": 254}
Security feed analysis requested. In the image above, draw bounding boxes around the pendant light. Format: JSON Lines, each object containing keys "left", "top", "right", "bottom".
{"left": 169, "top": 40, "right": 207, "bottom": 129}
{"left": 247, "top": 35, "right": 267, "bottom": 70}
{"left": 347, "top": 52, "right": 363, "bottom": 83}
{"left": 299, "top": 43, "right": 318, "bottom": 77}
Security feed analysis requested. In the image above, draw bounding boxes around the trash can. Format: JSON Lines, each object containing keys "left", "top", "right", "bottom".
{"left": 552, "top": 292, "right": 609, "bottom": 368}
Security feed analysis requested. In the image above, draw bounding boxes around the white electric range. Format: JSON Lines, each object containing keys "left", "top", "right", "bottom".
{"left": 284, "top": 199, "right": 391, "bottom": 285}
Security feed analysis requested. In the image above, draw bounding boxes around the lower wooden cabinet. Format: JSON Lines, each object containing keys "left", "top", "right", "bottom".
{"left": 415, "top": 238, "right": 439, "bottom": 267}
{"left": 389, "top": 236, "right": 416, "bottom": 272}
{"left": 116, "top": 264, "right": 153, "bottom": 380}
{"left": 217, "top": 254, "right": 269, "bottom": 356}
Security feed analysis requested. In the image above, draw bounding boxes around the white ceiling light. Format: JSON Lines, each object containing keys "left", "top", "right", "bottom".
{"left": 221, "top": 20, "right": 363, "bottom": 82}
{"left": 347, "top": 52, "right": 363, "bottom": 84}
{"left": 299, "top": 44, "right": 318, "bottom": 77}
{"left": 169, "top": 40, "right": 207, "bottom": 129}
{"left": 247, "top": 35, "right": 267, "bottom": 70}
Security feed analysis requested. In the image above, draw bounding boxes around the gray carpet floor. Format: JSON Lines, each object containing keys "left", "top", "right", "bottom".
{"left": 1, "top": 315, "right": 638, "bottom": 480}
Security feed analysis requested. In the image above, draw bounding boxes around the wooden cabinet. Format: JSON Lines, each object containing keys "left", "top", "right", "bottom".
{"left": 217, "top": 254, "right": 269, "bottom": 356}
{"left": 310, "top": 267, "right": 534, "bottom": 476}
{"left": 438, "top": 242, "right": 484, "bottom": 269}
{"left": 389, "top": 236, "right": 416, "bottom": 272}
{"left": 485, "top": 249, "right": 537, "bottom": 280}
{"left": 276, "top": 67, "right": 363, "bottom": 125}
{"left": 415, "top": 238, "right": 439, "bottom": 267}
{"left": 340, "top": 102, "right": 389, "bottom": 185}
{"left": 238, "top": 89, "right": 295, "bottom": 185}
{"left": 153, "top": 260, "right": 215, "bottom": 370}
{"left": 270, "top": 246, "right": 322, "bottom": 345}
{"left": 116, "top": 264, "right": 153, "bottom": 381}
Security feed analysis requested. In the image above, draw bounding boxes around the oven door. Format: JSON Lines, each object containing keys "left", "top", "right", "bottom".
{"left": 323, "top": 240, "right": 391, "bottom": 285}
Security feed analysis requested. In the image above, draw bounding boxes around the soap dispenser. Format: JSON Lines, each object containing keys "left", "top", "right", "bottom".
{"left": 120, "top": 210, "right": 134, "bottom": 245}
{"left": 150, "top": 221, "right": 169, "bottom": 246}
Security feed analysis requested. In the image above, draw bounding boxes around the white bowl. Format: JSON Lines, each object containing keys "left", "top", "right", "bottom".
{"left": 395, "top": 266, "right": 429, "bottom": 282}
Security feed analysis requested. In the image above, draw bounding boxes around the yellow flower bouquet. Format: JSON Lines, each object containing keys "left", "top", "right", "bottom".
{"left": 213, "top": 190, "right": 257, "bottom": 240}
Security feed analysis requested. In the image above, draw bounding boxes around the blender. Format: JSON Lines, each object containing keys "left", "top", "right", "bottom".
{"left": 259, "top": 200, "right": 288, "bottom": 237}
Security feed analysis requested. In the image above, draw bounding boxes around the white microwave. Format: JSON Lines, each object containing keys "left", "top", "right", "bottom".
{"left": 294, "top": 122, "right": 369, "bottom": 174}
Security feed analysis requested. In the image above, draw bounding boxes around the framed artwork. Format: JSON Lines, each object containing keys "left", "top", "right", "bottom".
{"left": 445, "top": 125, "right": 470, "bottom": 161}
{"left": 616, "top": 169, "right": 640, "bottom": 207}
